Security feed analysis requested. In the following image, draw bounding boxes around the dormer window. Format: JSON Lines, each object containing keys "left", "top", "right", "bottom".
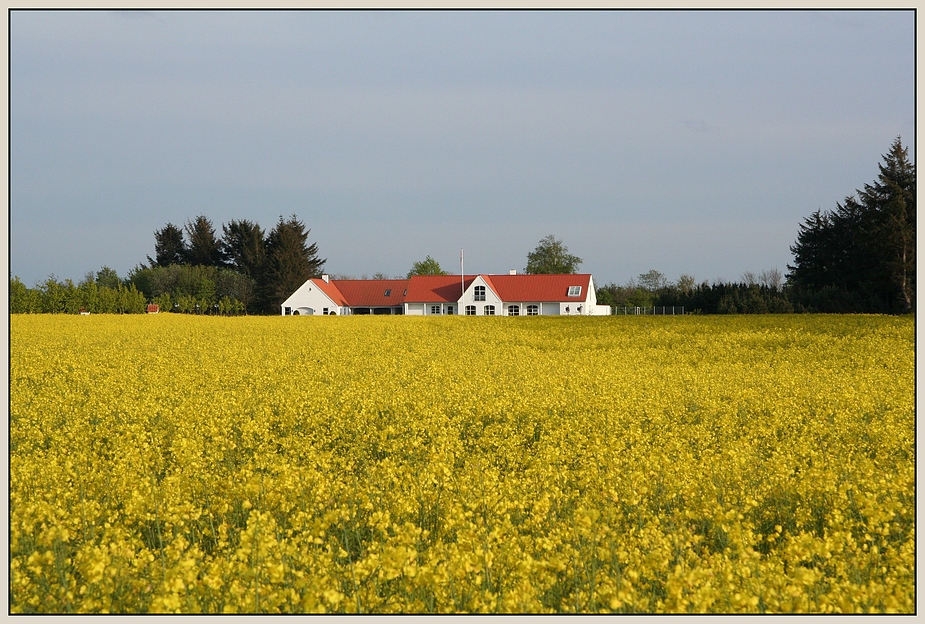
{"left": 384, "top": 289, "right": 391, "bottom": 297}
{"left": 567, "top": 286, "right": 582, "bottom": 297}
{"left": 474, "top": 285, "right": 486, "bottom": 301}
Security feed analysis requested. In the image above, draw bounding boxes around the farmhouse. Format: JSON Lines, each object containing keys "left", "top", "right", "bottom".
{"left": 281, "top": 272, "right": 611, "bottom": 316}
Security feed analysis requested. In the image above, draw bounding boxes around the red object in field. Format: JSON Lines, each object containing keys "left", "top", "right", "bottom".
{"left": 147, "top": 304, "right": 159, "bottom": 314}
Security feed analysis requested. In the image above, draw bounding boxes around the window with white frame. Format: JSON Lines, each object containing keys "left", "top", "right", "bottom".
{"left": 508, "top": 305, "right": 520, "bottom": 316}
{"left": 484, "top": 305, "right": 495, "bottom": 316}
{"left": 527, "top": 304, "right": 539, "bottom": 315}
{"left": 430, "top": 305, "right": 441, "bottom": 315}
{"left": 567, "top": 286, "right": 582, "bottom": 297}
{"left": 447, "top": 306, "right": 454, "bottom": 315}
{"left": 465, "top": 305, "right": 476, "bottom": 315}
{"left": 474, "top": 285, "right": 486, "bottom": 301}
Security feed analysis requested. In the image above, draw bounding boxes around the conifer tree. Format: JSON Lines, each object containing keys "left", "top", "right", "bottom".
{"left": 858, "top": 138, "right": 915, "bottom": 312}
{"left": 148, "top": 223, "right": 187, "bottom": 267}
{"left": 185, "top": 215, "right": 223, "bottom": 268}
{"left": 788, "top": 210, "right": 835, "bottom": 291}
{"left": 261, "top": 215, "right": 326, "bottom": 313}
{"left": 788, "top": 138, "right": 915, "bottom": 313}
{"left": 221, "top": 219, "right": 266, "bottom": 279}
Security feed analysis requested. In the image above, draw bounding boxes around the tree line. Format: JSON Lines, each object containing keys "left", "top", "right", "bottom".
{"left": 598, "top": 138, "right": 914, "bottom": 315}
{"left": 9, "top": 139, "right": 913, "bottom": 315}
{"left": 133, "top": 214, "right": 325, "bottom": 315}
{"left": 9, "top": 269, "right": 148, "bottom": 314}
{"left": 597, "top": 268, "right": 793, "bottom": 315}
{"left": 9, "top": 214, "right": 326, "bottom": 315}
{"left": 787, "top": 137, "right": 914, "bottom": 314}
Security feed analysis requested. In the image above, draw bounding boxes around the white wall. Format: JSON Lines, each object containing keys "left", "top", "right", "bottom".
{"left": 281, "top": 274, "right": 607, "bottom": 316}
{"left": 405, "top": 302, "right": 460, "bottom": 315}
{"left": 280, "top": 280, "right": 338, "bottom": 316}
{"left": 560, "top": 302, "right": 594, "bottom": 315}
{"left": 459, "top": 276, "right": 503, "bottom": 315}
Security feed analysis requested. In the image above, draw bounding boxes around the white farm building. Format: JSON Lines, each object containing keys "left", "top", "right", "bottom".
{"left": 281, "top": 273, "right": 611, "bottom": 316}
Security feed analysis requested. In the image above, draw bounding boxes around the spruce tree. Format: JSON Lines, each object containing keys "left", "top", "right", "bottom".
{"left": 788, "top": 138, "right": 915, "bottom": 313}
{"left": 788, "top": 210, "right": 835, "bottom": 292}
{"left": 261, "top": 215, "right": 326, "bottom": 313}
{"left": 857, "top": 138, "right": 915, "bottom": 312}
{"left": 185, "top": 215, "right": 223, "bottom": 268}
{"left": 148, "top": 223, "right": 187, "bottom": 267}
{"left": 221, "top": 219, "right": 267, "bottom": 279}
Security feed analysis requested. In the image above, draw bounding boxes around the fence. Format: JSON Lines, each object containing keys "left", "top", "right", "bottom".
{"left": 613, "top": 306, "right": 685, "bottom": 315}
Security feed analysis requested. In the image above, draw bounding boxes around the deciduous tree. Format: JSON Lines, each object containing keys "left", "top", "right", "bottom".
{"left": 637, "top": 269, "right": 668, "bottom": 292}
{"left": 95, "top": 266, "right": 122, "bottom": 290}
{"left": 524, "top": 235, "right": 582, "bottom": 274}
{"left": 407, "top": 255, "right": 448, "bottom": 278}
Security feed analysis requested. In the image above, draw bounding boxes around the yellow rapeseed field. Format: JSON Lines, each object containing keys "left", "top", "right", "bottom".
{"left": 9, "top": 313, "right": 914, "bottom": 613}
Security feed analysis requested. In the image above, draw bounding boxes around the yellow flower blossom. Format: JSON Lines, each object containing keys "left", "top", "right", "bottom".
{"left": 9, "top": 313, "right": 914, "bottom": 613}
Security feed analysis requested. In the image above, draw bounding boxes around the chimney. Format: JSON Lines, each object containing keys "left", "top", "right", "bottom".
{"left": 509, "top": 269, "right": 517, "bottom": 275}
{"left": 322, "top": 274, "right": 329, "bottom": 283}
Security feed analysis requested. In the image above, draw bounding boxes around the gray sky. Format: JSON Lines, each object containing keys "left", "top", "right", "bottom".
{"left": 10, "top": 9, "right": 915, "bottom": 288}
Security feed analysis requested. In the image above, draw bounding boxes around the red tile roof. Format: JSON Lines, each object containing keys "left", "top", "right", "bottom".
{"left": 481, "top": 274, "right": 592, "bottom": 302}
{"left": 404, "top": 275, "right": 477, "bottom": 303}
{"left": 328, "top": 279, "right": 409, "bottom": 307}
{"left": 311, "top": 273, "right": 593, "bottom": 307}
{"left": 311, "top": 279, "right": 350, "bottom": 307}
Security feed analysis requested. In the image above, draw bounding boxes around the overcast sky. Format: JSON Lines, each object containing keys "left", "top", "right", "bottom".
{"left": 9, "top": 9, "right": 915, "bottom": 287}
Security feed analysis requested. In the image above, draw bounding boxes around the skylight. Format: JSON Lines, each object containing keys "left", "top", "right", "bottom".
{"left": 567, "top": 286, "right": 582, "bottom": 297}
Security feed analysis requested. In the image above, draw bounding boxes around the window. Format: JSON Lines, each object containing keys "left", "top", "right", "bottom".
{"left": 567, "top": 286, "right": 582, "bottom": 297}
{"left": 430, "top": 305, "right": 442, "bottom": 315}
{"left": 508, "top": 305, "right": 520, "bottom": 316}
{"left": 447, "top": 306, "right": 454, "bottom": 315}
{"left": 384, "top": 289, "right": 392, "bottom": 297}
{"left": 474, "top": 285, "right": 486, "bottom": 301}
{"left": 484, "top": 305, "right": 495, "bottom": 316}
{"left": 284, "top": 307, "right": 292, "bottom": 315}
{"left": 465, "top": 305, "right": 476, "bottom": 316}
{"left": 323, "top": 308, "right": 329, "bottom": 315}
{"left": 527, "top": 305, "right": 539, "bottom": 315}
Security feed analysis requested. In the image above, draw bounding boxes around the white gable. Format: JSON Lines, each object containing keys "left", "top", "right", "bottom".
{"left": 456, "top": 276, "right": 501, "bottom": 315}
{"left": 281, "top": 279, "right": 340, "bottom": 315}
{"left": 461, "top": 276, "right": 501, "bottom": 303}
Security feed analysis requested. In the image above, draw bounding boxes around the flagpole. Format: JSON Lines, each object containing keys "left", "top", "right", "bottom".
{"left": 460, "top": 248, "right": 464, "bottom": 301}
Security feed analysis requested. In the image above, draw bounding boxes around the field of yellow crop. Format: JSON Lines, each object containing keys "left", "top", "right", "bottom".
{"left": 9, "top": 313, "right": 914, "bottom": 613}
